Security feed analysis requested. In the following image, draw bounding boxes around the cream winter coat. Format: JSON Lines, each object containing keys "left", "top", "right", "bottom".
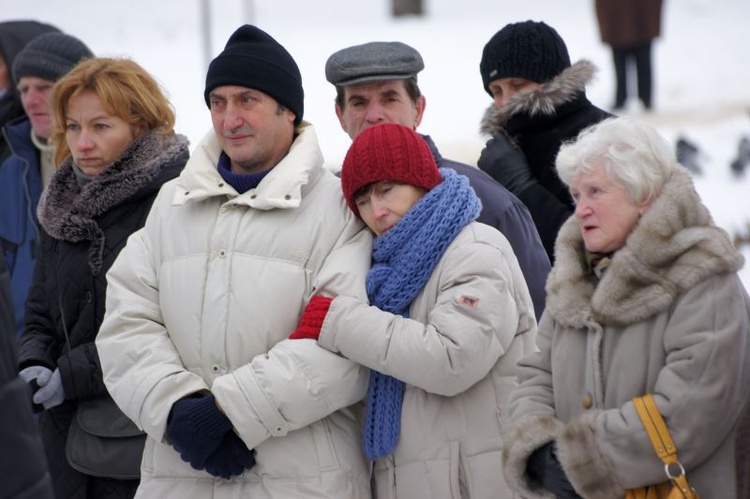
{"left": 502, "top": 167, "right": 750, "bottom": 498}
{"left": 96, "top": 123, "right": 374, "bottom": 499}
{"left": 320, "top": 222, "right": 537, "bottom": 499}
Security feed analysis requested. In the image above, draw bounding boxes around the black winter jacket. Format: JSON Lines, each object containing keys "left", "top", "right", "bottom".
{"left": 480, "top": 60, "right": 612, "bottom": 262}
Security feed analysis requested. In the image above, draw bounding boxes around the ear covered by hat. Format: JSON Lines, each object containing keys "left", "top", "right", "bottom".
{"left": 341, "top": 123, "right": 441, "bottom": 217}
{"left": 204, "top": 24, "right": 304, "bottom": 125}
{"left": 12, "top": 32, "right": 93, "bottom": 83}
{"left": 480, "top": 20, "right": 571, "bottom": 96}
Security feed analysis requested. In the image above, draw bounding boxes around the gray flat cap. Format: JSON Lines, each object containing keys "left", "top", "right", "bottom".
{"left": 325, "top": 41, "right": 424, "bottom": 86}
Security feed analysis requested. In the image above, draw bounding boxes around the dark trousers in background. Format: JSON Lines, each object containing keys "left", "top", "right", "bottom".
{"left": 612, "top": 42, "right": 653, "bottom": 110}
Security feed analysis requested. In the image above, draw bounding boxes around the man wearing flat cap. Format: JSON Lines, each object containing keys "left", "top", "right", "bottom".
{"left": 326, "top": 41, "right": 550, "bottom": 320}
{"left": 97, "top": 24, "right": 373, "bottom": 498}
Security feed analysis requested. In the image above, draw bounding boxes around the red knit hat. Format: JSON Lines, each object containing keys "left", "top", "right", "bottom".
{"left": 341, "top": 123, "right": 441, "bottom": 216}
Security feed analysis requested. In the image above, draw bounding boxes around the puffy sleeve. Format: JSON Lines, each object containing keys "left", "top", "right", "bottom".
{"left": 319, "top": 226, "right": 531, "bottom": 398}
{"left": 210, "top": 215, "right": 373, "bottom": 449}
{"left": 17, "top": 232, "right": 58, "bottom": 370}
{"left": 96, "top": 187, "right": 209, "bottom": 440}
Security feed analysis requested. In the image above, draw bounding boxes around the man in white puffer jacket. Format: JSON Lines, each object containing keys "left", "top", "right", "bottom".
{"left": 96, "top": 24, "right": 373, "bottom": 499}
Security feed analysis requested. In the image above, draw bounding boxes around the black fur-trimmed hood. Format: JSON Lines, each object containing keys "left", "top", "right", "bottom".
{"left": 480, "top": 60, "right": 598, "bottom": 136}
{"left": 38, "top": 130, "right": 189, "bottom": 274}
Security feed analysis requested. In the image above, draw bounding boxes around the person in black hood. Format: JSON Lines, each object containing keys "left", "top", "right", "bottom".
{"left": 478, "top": 20, "right": 612, "bottom": 263}
{"left": 17, "top": 57, "right": 189, "bottom": 499}
{"left": 0, "top": 20, "right": 60, "bottom": 164}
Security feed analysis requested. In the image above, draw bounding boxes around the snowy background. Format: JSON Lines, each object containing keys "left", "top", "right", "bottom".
{"left": 4, "top": 0, "right": 750, "bottom": 286}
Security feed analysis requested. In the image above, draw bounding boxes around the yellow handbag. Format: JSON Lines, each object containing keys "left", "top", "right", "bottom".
{"left": 624, "top": 394, "right": 699, "bottom": 499}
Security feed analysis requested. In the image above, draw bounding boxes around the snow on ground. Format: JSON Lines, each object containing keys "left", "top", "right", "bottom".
{"left": 4, "top": 0, "right": 750, "bottom": 285}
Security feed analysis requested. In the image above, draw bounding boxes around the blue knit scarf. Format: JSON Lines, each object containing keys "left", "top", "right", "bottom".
{"left": 363, "top": 168, "right": 482, "bottom": 460}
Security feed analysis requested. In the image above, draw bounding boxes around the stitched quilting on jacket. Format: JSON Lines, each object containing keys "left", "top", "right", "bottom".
{"left": 97, "top": 123, "right": 374, "bottom": 499}
{"left": 320, "top": 221, "right": 538, "bottom": 499}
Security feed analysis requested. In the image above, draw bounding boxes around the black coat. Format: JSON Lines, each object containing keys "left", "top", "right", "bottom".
{"left": 0, "top": 252, "right": 53, "bottom": 499}
{"left": 17, "top": 130, "right": 189, "bottom": 498}
{"left": 480, "top": 60, "right": 612, "bottom": 262}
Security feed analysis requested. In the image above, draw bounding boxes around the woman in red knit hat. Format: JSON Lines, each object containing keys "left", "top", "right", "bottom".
{"left": 288, "top": 122, "right": 538, "bottom": 498}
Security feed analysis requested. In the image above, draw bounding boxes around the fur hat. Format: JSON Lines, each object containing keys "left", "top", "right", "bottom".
{"left": 341, "top": 123, "right": 441, "bottom": 216}
{"left": 12, "top": 32, "right": 93, "bottom": 83}
{"left": 480, "top": 20, "right": 571, "bottom": 96}
{"left": 204, "top": 24, "right": 304, "bottom": 125}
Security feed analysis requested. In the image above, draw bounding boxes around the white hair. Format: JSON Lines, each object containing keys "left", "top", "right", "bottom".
{"left": 556, "top": 117, "right": 678, "bottom": 205}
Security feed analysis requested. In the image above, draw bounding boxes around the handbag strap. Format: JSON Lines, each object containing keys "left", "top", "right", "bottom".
{"left": 632, "top": 394, "right": 698, "bottom": 498}
{"left": 633, "top": 395, "right": 678, "bottom": 464}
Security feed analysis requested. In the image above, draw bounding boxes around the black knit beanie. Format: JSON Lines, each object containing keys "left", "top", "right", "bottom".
{"left": 12, "top": 32, "right": 93, "bottom": 83}
{"left": 480, "top": 20, "right": 571, "bottom": 96}
{"left": 204, "top": 25, "right": 304, "bottom": 125}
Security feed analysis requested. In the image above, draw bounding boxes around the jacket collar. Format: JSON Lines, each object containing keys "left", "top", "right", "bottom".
{"left": 546, "top": 167, "right": 744, "bottom": 328}
{"left": 3, "top": 117, "right": 36, "bottom": 156}
{"left": 174, "top": 121, "right": 324, "bottom": 210}
{"left": 40, "top": 130, "right": 188, "bottom": 234}
{"left": 38, "top": 130, "right": 188, "bottom": 274}
{"left": 479, "top": 60, "right": 598, "bottom": 136}
{"left": 419, "top": 134, "right": 445, "bottom": 166}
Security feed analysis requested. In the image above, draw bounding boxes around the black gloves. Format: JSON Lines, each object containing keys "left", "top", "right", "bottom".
{"left": 204, "top": 431, "right": 257, "bottom": 479}
{"left": 526, "top": 442, "right": 581, "bottom": 498}
{"left": 167, "top": 394, "right": 257, "bottom": 478}
{"left": 167, "top": 394, "right": 233, "bottom": 469}
{"left": 167, "top": 395, "right": 255, "bottom": 478}
{"left": 478, "top": 131, "right": 535, "bottom": 196}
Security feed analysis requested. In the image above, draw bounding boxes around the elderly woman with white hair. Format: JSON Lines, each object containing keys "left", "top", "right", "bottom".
{"left": 501, "top": 116, "right": 750, "bottom": 498}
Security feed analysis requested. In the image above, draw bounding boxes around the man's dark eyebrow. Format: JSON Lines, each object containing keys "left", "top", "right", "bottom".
{"left": 346, "top": 92, "right": 368, "bottom": 103}
{"left": 380, "top": 88, "right": 400, "bottom": 98}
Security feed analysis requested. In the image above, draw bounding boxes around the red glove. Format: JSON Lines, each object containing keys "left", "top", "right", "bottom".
{"left": 289, "top": 296, "right": 333, "bottom": 340}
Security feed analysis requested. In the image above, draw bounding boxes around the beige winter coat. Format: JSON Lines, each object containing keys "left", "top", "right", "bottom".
{"left": 96, "top": 123, "right": 374, "bottom": 499}
{"left": 320, "top": 222, "right": 537, "bottom": 499}
{"left": 502, "top": 167, "right": 750, "bottom": 498}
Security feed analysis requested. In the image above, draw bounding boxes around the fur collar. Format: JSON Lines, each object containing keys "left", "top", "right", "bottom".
{"left": 38, "top": 131, "right": 189, "bottom": 274}
{"left": 546, "top": 167, "right": 743, "bottom": 328}
{"left": 479, "top": 60, "right": 598, "bottom": 136}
